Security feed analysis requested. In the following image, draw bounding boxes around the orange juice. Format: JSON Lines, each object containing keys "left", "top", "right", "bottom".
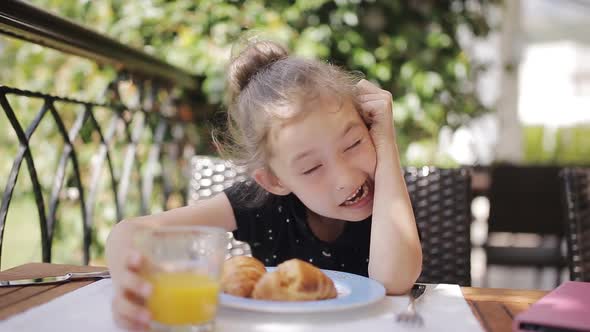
{"left": 146, "top": 272, "right": 220, "bottom": 325}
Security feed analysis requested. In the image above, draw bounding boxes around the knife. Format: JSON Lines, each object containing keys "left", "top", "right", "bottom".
{"left": 0, "top": 270, "right": 110, "bottom": 287}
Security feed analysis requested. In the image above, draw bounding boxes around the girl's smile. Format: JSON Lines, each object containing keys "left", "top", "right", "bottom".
{"left": 339, "top": 180, "right": 373, "bottom": 210}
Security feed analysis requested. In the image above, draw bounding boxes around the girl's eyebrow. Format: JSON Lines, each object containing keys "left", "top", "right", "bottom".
{"left": 341, "top": 122, "right": 361, "bottom": 137}
{"left": 290, "top": 121, "right": 361, "bottom": 165}
{"left": 291, "top": 149, "right": 315, "bottom": 165}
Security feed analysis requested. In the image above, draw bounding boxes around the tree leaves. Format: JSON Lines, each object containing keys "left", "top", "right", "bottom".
{"left": 1, "top": 0, "right": 496, "bottom": 163}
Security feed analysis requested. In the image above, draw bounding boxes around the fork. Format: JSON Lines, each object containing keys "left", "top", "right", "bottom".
{"left": 396, "top": 284, "right": 427, "bottom": 327}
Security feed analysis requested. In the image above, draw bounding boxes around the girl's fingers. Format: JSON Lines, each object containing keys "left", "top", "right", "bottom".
{"left": 118, "top": 270, "right": 152, "bottom": 302}
{"left": 111, "top": 252, "right": 154, "bottom": 330}
{"left": 112, "top": 296, "right": 151, "bottom": 331}
{"left": 359, "top": 99, "right": 389, "bottom": 115}
{"left": 358, "top": 107, "right": 373, "bottom": 126}
{"left": 357, "top": 93, "right": 392, "bottom": 103}
{"left": 126, "top": 251, "right": 144, "bottom": 272}
{"left": 113, "top": 312, "right": 149, "bottom": 331}
{"left": 113, "top": 314, "right": 148, "bottom": 332}
{"left": 355, "top": 79, "right": 382, "bottom": 95}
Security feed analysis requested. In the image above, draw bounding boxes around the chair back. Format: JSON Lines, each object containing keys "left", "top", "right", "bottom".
{"left": 188, "top": 156, "right": 250, "bottom": 257}
{"left": 560, "top": 168, "right": 590, "bottom": 282}
{"left": 488, "top": 165, "right": 563, "bottom": 235}
{"left": 187, "top": 156, "right": 248, "bottom": 203}
{"left": 404, "top": 167, "right": 472, "bottom": 286}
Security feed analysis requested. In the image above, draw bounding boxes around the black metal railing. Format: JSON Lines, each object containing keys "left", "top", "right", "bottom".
{"left": 0, "top": 1, "right": 197, "bottom": 90}
{"left": 0, "top": 1, "right": 202, "bottom": 267}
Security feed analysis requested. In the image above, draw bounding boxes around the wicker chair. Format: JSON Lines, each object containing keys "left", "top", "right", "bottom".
{"left": 404, "top": 167, "right": 472, "bottom": 286}
{"left": 560, "top": 168, "right": 590, "bottom": 282}
{"left": 187, "top": 156, "right": 251, "bottom": 257}
{"left": 187, "top": 155, "right": 249, "bottom": 202}
{"left": 188, "top": 157, "right": 472, "bottom": 285}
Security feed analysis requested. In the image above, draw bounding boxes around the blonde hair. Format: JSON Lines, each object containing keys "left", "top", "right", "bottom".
{"left": 216, "top": 40, "right": 360, "bottom": 205}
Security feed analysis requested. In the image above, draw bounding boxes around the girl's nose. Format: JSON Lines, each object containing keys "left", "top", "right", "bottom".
{"left": 332, "top": 161, "right": 357, "bottom": 192}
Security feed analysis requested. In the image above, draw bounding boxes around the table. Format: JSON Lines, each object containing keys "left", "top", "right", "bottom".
{"left": 0, "top": 263, "right": 548, "bottom": 332}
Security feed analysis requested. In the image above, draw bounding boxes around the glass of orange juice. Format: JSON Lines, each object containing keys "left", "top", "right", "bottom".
{"left": 136, "top": 226, "right": 228, "bottom": 332}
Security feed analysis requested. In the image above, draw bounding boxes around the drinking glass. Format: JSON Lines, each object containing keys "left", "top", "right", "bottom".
{"left": 136, "top": 226, "right": 228, "bottom": 332}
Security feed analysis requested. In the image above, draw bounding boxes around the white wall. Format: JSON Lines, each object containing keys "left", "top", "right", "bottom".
{"left": 519, "top": 42, "right": 590, "bottom": 126}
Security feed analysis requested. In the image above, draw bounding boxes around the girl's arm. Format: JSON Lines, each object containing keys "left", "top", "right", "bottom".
{"left": 106, "top": 193, "right": 237, "bottom": 278}
{"left": 356, "top": 79, "right": 423, "bottom": 295}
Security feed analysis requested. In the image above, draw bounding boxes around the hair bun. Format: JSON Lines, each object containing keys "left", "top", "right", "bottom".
{"left": 227, "top": 40, "right": 288, "bottom": 101}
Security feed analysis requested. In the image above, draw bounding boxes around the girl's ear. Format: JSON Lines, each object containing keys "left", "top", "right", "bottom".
{"left": 252, "top": 168, "right": 291, "bottom": 196}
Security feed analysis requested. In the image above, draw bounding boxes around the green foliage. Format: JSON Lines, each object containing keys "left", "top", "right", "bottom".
{"left": 0, "top": 0, "right": 497, "bottom": 267}
{"left": 524, "top": 125, "right": 590, "bottom": 165}
{"left": 2, "top": 0, "right": 497, "bottom": 161}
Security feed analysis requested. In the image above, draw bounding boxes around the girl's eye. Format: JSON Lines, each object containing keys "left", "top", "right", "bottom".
{"left": 346, "top": 139, "right": 362, "bottom": 151}
{"left": 302, "top": 165, "right": 321, "bottom": 175}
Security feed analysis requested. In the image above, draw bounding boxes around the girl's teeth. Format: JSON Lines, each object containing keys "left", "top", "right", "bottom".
{"left": 343, "top": 183, "right": 368, "bottom": 206}
{"left": 346, "top": 187, "right": 361, "bottom": 201}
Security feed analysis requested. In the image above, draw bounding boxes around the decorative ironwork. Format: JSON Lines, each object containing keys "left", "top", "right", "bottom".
{"left": 0, "top": 2, "right": 202, "bottom": 266}
{"left": 0, "top": 83, "right": 197, "bottom": 266}
{"left": 0, "top": 0, "right": 199, "bottom": 90}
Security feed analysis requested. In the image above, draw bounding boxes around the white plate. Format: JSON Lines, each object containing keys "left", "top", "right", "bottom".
{"left": 219, "top": 268, "right": 386, "bottom": 313}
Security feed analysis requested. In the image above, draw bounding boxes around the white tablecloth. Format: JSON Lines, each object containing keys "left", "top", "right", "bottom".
{"left": 0, "top": 279, "right": 483, "bottom": 332}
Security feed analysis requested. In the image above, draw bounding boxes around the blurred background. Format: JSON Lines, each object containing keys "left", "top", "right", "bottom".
{"left": 1, "top": 0, "right": 589, "bottom": 290}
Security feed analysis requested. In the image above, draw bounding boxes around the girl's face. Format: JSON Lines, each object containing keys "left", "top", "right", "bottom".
{"left": 266, "top": 94, "right": 377, "bottom": 222}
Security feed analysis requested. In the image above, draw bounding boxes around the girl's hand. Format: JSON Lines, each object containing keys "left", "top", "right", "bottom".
{"left": 355, "top": 79, "right": 395, "bottom": 150}
{"left": 111, "top": 251, "right": 152, "bottom": 331}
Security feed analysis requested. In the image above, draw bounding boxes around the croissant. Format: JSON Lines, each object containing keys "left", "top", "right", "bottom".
{"left": 221, "top": 256, "right": 266, "bottom": 297}
{"left": 252, "top": 258, "right": 337, "bottom": 301}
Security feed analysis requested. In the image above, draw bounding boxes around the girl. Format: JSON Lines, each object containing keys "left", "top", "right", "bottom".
{"left": 106, "top": 40, "right": 422, "bottom": 331}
